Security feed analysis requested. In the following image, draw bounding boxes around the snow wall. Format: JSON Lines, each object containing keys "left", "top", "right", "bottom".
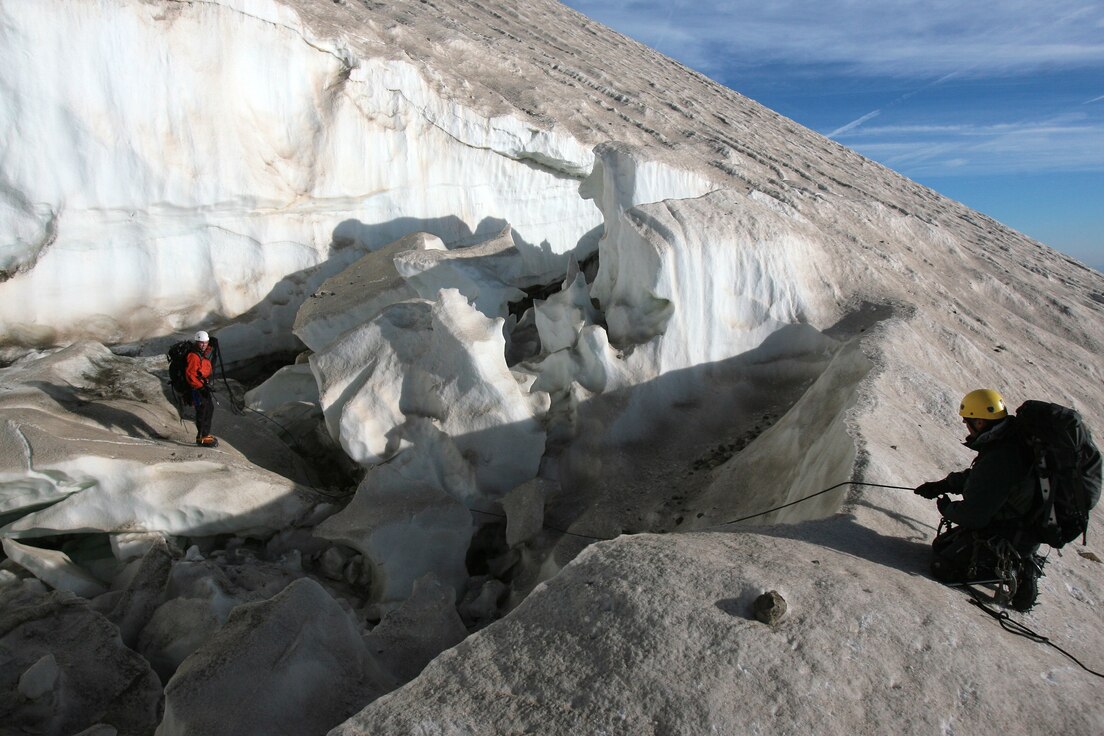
{"left": 1, "top": 0, "right": 863, "bottom": 605}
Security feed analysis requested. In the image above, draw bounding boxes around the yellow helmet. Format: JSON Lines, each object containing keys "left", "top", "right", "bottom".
{"left": 959, "top": 389, "right": 1007, "bottom": 419}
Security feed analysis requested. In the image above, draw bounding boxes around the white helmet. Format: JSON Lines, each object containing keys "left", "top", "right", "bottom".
{"left": 194, "top": 330, "right": 210, "bottom": 342}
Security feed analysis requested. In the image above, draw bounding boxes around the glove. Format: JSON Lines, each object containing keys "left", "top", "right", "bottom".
{"left": 936, "top": 495, "right": 952, "bottom": 517}
{"left": 914, "top": 479, "right": 949, "bottom": 499}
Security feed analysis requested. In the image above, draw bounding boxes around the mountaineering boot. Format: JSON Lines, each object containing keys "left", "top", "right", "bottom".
{"left": 197, "top": 435, "right": 219, "bottom": 448}
{"left": 1011, "top": 555, "right": 1044, "bottom": 612}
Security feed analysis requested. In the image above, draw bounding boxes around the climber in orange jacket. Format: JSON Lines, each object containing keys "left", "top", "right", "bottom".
{"left": 186, "top": 330, "right": 218, "bottom": 447}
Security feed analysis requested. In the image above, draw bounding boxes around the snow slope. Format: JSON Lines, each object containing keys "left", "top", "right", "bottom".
{"left": 1, "top": 0, "right": 1103, "bottom": 734}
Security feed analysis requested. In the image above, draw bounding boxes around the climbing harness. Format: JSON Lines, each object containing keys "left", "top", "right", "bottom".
{"left": 934, "top": 518, "right": 1025, "bottom": 605}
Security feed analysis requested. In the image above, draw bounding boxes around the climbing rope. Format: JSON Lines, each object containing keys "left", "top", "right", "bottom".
{"left": 211, "top": 338, "right": 244, "bottom": 416}
{"left": 712, "top": 481, "right": 916, "bottom": 528}
{"left": 167, "top": 351, "right": 1104, "bottom": 678}
{"left": 470, "top": 480, "right": 916, "bottom": 543}
{"left": 491, "top": 479, "right": 1104, "bottom": 679}
{"left": 963, "top": 586, "right": 1104, "bottom": 679}
{"left": 207, "top": 342, "right": 352, "bottom": 498}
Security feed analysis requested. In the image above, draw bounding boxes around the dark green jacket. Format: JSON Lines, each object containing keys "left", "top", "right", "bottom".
{"left": 942, "top": 417, "right": 1036, "bottom": 530}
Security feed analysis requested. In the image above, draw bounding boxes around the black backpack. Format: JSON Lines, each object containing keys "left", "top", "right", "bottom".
{"left": 1015, "top": 400, "right": 1103, "bottom": 547}
{"left": 166, "top": 341, "right": 200, "bottom": 397}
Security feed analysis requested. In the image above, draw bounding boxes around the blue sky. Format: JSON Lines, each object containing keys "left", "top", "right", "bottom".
{"left": 561, "top": 0, "right": 1104, "bottom": 271}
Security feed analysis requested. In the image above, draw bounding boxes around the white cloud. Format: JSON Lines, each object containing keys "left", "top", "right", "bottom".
{"left": 563, "top": 1, "right": 1104, "bottom": 78}
{"left": 827, "top": 110, "right": 881, "bottom": 138}
{"left": 562, "top": 1, "right": 1104, "bottom": 179}
{"left": 837, "top": 115, "right": 1104, "bottom": 176}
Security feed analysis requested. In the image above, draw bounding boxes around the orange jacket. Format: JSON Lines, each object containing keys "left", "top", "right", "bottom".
{"left": 185, "top": 347, "right": 213, "bottom": 390}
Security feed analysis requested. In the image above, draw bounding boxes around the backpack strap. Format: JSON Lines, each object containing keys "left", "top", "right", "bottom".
{"left": 1031, "top": 436, "right": 1089, "bottom": 546}
{"left": 1025, "top": 438, "right": 1065, "bottom": 543}
{"left": 1035, "top": 444, "right": 1058, "bottom": 530}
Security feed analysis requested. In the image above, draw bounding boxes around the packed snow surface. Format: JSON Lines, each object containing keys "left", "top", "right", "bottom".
{"left": 1, "top": 0, "right": 1103, "bottom": 734}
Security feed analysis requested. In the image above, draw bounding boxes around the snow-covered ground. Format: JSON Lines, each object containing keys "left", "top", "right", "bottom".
{"left": 1, "top": 0, "right": 1103, "bottom": 734}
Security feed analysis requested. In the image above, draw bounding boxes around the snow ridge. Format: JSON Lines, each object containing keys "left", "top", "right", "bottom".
{"left": 0, "top": 1, "right": 1102, "bottom": 735}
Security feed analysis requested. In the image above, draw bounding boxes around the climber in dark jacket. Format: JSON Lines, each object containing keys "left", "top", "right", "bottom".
{"left": 915, "top": 388, "right": 1041, "bottom": 611}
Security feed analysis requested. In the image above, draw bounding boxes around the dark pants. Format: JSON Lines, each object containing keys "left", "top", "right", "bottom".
{"left": 930, "top": 523, "right": 1038, "bottom": 583}
{"left": 192, "top": 388, "right": 214, "bottom": 438}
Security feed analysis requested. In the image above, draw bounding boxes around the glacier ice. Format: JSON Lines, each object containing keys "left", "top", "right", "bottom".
{"left": 363, "top": 574, "right": 468, "bottom": 683}
{"left": 3, "top": 1, "right": 1102, "bottom": 734}
{"left": 314, "top": 426, "right": 476, "bottom": 603}
{"left": 0, "top": 582, "right": 163, "bottom": 735}
{"left": 291, "top": 232, "right": 437, "bottom": 354}
{"left": 311, "top": 288, "right": 548, "bottom": 489}
{"left": 0, "top": 0, "right": 602, "bottom": 358}
{"left": 1, "top": 538, "right": 107, "bottom": 598}
{"left": 17, "top": 653, "right": 59, "bottom": 701}
{"left": 157, "top": 578, "right": 389, "bottom": 736}
{"left": 0, "top": 5, "right": 872, "bottom": 724}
